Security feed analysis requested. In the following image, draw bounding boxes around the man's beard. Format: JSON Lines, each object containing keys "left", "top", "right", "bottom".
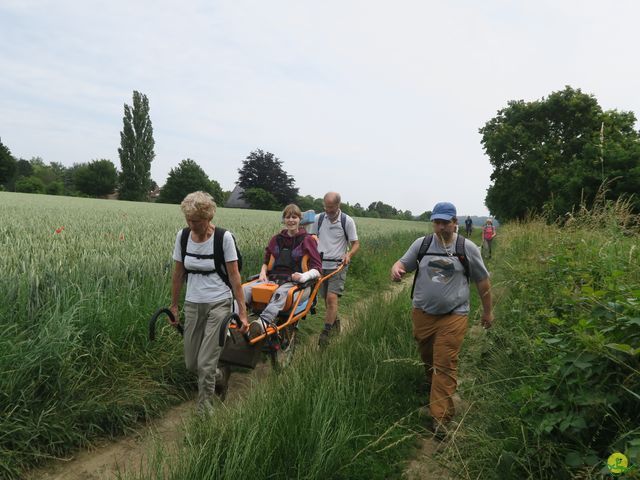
{"left": 438, "top": 230, "right": 454, "bottom": 243}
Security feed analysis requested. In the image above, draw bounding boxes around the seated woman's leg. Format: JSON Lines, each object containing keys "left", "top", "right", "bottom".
{"left": 260, "top": 282, "right": 295, "bottom": 324}
{"left": 298, "top": 286, "right": 311, "bottom": 303}
{"left": 243, "top": 279, "right": 270, "bottom": 307}
{"left": 242, "top": 282, "right": 254, "bottom": 305}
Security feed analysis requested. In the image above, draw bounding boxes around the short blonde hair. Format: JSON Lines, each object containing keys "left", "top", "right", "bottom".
{"left": 181, "top": 191, "right": 216, "bottom": 220}
{"left": 282, "top": 204, "right": 302, "bottom": 219}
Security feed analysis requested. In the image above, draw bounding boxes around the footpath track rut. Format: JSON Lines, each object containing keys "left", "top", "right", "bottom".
{"left": 26, "top": 278, "right": 449, "bottom": 479}
{"left": 25, "top": 362, "right": 271, "bottom": 480}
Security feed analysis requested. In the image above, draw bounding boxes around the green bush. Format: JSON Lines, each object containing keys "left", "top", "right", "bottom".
{"left": 442, "top": 204, "right": 640, "bottom": 479}
{"left": 15, "top": 176, "right": 45, "bottom": 193}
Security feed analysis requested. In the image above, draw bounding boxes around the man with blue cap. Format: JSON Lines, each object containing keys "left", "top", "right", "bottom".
{"left": 391, "top": 201, "right": 494, "bottom": 439}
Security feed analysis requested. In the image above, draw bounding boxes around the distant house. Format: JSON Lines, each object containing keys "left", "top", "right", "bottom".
{"left": 149, "top": 186, "right": 161, "bottom": 201}
{"left": 225, "top": 185, "right": 250, "bottom": 208}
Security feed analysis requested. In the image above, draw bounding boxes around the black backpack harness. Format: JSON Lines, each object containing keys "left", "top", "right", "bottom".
{"left": 269, "top": 234, "right": 305, "bottom": 284}
{"left": 317, "top": 211, "right": 350, "bottom": 263}
{"left": 179, "top": 227, "right": 242, "bottom": 289}
{"left": 317, "top": 212, "right": 349, "bottom": 243}
{"left": 410, "top": 233, "right": 470, "bottom": 299}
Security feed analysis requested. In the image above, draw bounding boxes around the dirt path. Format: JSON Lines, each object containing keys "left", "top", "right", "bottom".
{"left": 401, "top": 323, "right": 492, "bottom": 480}
{"left": 402, "top": 439, "right": 453, "bottom": 480}
{"left": 25, "top": 361, "right": 272, "bottom": 480}
{"left": 25, "top": 278, "right": 446, "bottom": 480}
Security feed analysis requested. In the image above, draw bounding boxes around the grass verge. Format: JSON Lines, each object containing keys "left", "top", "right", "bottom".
{"left": 128, "top": 286, "right": 427, "bottom": 480}
{"left": 1, "top": 191, "right": 426, "bottom": 479}
{"left": 436, "top": 203, "right": 639, "bottom": 479}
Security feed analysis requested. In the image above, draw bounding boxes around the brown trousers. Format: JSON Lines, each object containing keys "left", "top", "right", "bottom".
{"left": 411, "top": 308, "right": 468, "bottom": 422}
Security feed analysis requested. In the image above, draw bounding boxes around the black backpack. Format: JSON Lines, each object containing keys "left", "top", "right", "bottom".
{"left": 180, "top": 227, "right": 243, "bottom": 289}
{"left": 317, "top": 212, "right": 349, "bottom": 243}
{"left": 410, "top": 234, "right": 470, "bottom": 299}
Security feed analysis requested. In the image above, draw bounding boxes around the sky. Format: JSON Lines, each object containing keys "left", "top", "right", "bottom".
{"left": 1, "top": 0, "right": 639, "bottom": 217}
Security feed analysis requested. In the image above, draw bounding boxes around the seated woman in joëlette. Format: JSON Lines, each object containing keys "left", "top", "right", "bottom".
{"left": 243, "top": 204, "right": 322, "bottom": 336}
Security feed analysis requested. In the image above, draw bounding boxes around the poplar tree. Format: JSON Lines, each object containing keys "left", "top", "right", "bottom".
{"left": 0, "top": 138, "right": 17, "bottom": 188}
{"left": 118, "top": 91, "right": 155, "bottom": 201}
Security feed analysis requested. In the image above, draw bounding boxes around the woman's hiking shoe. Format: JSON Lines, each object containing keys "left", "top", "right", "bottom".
{"left": 214, "top": 366, "right": 230, "bottom": 401}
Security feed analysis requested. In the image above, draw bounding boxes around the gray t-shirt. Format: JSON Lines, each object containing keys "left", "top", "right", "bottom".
{"left": 312, "top": 211, "right": 358, "bottom": 270}
{"left": 399, "top": 234, "right": 488, "bottom": 315}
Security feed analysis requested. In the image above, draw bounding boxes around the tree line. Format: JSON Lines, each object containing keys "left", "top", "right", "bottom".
{"left": 0, "top": 91, "right": 428, "bottom": 221}
{"left": 9, "top": 86, "right": 632, "bottom": 223}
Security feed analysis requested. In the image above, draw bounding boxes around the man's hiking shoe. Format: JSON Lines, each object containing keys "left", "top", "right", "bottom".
{"left": 318, "top": 329, "right": 330, "bottom": 348}
{"left": 430, "top": 419, "right": 456, "bottom": 442}
{"left": 318, "top": 320, "right": 340, "bottom": 348}
{"left": 333, "top": 318, "right": 341, "bottom": 334}
{"left": 417, "top": 406, "right": 432, "bottom": 419}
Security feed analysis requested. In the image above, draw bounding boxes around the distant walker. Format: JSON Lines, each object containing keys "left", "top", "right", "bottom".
{"left": 464, "top": 216, "right": 473, "bottom": 237}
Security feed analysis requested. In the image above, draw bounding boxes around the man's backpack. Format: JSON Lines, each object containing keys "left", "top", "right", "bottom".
{"left": 317, "top": 212, "right": 349, "bottom": 243}
{"left": 410, "top": 234, "right": 470, "bottom": 299}
{"left": 180, "top": 227, "right": 242, "bottom": 289}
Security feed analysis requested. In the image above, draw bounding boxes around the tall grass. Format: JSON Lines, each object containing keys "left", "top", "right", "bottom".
{"left": 438, "top": 199, "right": 640, "bottom": 479}
{"left": 0, "top": 192, "right": 425, "bottom": 478}
{"left": 128, "top": 289, "right": 426, "bottom": 480}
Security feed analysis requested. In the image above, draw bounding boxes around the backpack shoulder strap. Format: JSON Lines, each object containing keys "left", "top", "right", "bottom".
{"left": 411, "top": 234, "right": 433, "bottom": 299}
{"left": 417, "top": 233, "right": 434, "bottom": 263}
{"left": 340, "top": 212, "right": 349, "bottom": 243}
{"left": 213, "top": 227, "right": 231, "bottom": 289}
{"left": 180, "top": 227, "right": 190, "bottom": 262}
{"left": 180, "top": 228, "right": 191, "bottom": 282}
{"left": 454, "top": 235, "right": 470, "bottom": 282}
{"left": 317, "top": 212, "right": 325, "bottom": 236}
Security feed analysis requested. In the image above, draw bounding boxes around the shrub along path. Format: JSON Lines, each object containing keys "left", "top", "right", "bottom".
{"left": 25, "top": 276, "right": 426, "bottom": 480}
{"left": 418, "top": 211, "right": 639, "bottom": 479}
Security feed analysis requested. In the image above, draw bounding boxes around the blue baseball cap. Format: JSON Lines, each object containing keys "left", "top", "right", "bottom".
{"left": 430, "top": 202, "right": 457, "bottom": 221}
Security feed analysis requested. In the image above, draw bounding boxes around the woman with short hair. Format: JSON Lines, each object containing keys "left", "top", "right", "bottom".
{"left": 170, "top": 191, "right": 249, "bottom": 413}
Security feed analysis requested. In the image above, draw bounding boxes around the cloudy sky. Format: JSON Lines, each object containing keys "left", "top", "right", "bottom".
{"left": 1, "top": 0, "right": 639, "bottom": 216}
